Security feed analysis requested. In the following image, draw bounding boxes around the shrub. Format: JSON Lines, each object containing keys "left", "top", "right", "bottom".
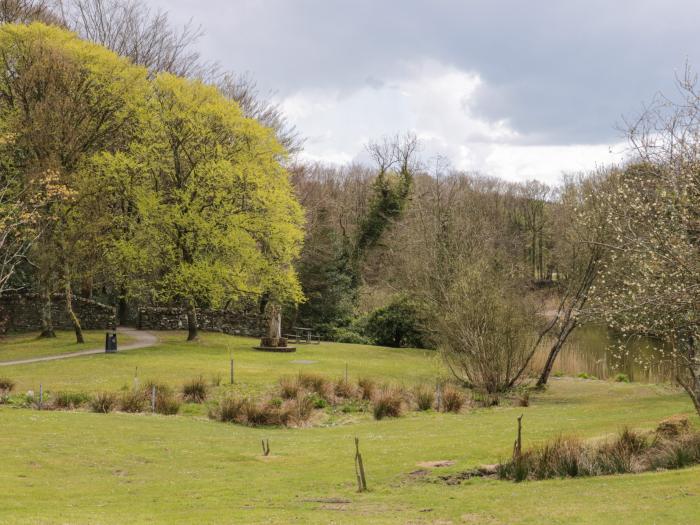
{"left": 414, "top": 385, "right": 435, "bottom": 411}
{"left": 307, "top": 392, "right": 328, "bottom": 409}
{"left": 0, "top": 377, "right": 15, "bottom": 392}
{"left": 334, "top": 378, "right": 357, "bottom": 399}
{"left": 52, "top": 391, "right": 91, "bottom": 410}
{"left": 90, "top": 392, "right": 118, "bottom": 413}
{"left": 362, "top": 298, "right": 429, "bottom": 348}
{"left": 331, "top": 327, "right": 372, "bottom": 345}
{"left": 441, "top": 385, "right": 465, "bottom": 413}
{"left": 614, "top": 373, "right": 630, "bottom": 383}
{"left": 119, "top": 389, "right": 147, "bottom": 413}
{"left": 182, "top": 376, "right": 209, "bottom": 403}
{"left": 244, "top": 400, "right": 279, "bottom": 426}
{"left": 372, "top": 387, "right": 403, "bottom": 420}
{"left": 357, "top": 377, "right": 377, "bottom": 401}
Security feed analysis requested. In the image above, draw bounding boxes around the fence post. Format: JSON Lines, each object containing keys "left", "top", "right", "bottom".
{"left": 151, "top": 385, "right": 156, "bottom": 413}
{"left": 230, "top": 358, "right": 234, "bottom": 385}
{"left": 354, "top": 437, "right": 367, "bottom": 492}
{"left": 39, "top": 384, "right": 43, "bottom": 410}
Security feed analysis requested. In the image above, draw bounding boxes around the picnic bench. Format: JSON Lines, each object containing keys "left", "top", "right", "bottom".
{"left": 285, "top": 326, "right": 321, "bottom": 345}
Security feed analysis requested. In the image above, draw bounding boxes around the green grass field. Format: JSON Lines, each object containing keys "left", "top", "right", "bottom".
{"left": 0, "top": 330, "right": 135, "bottom": 362}
{"left": 0, "top": 331, "right": 698, "bottom": 524}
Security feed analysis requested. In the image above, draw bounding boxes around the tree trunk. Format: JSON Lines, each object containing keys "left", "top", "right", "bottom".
{"left": 679, "top": 336, "right": 700, "bottom": 417}
{"left": 65, "top": 279, "right": 84, "bottom": 344}
{"left": 186, "top": 301, "right": 198, "bottom": 341}
{"left": 536, "top": 321, "right": 576, "bottom": 387}
{"left": 39, "top": 282, "right": 55, "bottom": 338}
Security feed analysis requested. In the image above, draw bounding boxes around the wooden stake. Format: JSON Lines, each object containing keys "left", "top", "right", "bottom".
{"left": 261, "top": 439, "right": 270, "bottom": 456}
{"left": 151, "top": 385, "right": 157, "bottom": 413}
{"left": 354, "top": 437, "right": 367, "bottom": 492}
{"left": 513, "top": 414, "right": 523, "bottom": 459}
{"left": 230, "top": 358, "right": 234, "bottom": 385}
{"left": 39, "top": 384, "right": 43, "bottom": 410}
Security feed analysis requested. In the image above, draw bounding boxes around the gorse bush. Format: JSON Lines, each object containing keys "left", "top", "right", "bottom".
{"left": 52, "top": 391, "right": 91, "bottom": 409}
{"left": 182, "top": 376, "right": 208, "bottom": 403}
{"left": 90, "top": 392, "right": 118, "bottom": 413}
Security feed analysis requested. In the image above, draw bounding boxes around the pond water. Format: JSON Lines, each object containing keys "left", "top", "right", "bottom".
{"left": 536, "top": 324, "right": 677, "bottom": 383}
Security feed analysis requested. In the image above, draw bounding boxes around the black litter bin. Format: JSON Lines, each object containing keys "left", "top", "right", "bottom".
{"left": 105, "top": 332, "right": 118, "bottom": 353}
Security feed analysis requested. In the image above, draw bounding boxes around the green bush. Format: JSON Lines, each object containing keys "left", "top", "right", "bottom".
{"left": 330, "top": 327, "right": 372, "bottom": 345}
{"left": 614, "top": 373, "right": 630, "bottom": 383}
{"left": 361, "top": 298, "right": 429, "bottom": 348}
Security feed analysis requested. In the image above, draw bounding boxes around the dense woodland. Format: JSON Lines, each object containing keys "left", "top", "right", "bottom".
{"left": 0, "top": 1, "right": 698, "bottom": 414}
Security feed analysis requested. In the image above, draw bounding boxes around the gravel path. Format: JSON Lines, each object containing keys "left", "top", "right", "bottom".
{"left": 0, "top": 328, "right": 159, "bottom": 367}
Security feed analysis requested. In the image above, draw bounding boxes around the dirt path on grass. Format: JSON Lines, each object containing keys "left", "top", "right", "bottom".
{"left": 0, "top": 327, "right": 159, "bottom": 367}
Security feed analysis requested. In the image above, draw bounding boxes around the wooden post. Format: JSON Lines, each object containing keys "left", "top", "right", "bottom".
{"left": 134, "top": 366, "right": 139, "bottom": 389}
{"left": 230, "top": 358, "right": 234, "bottom": 385}
{"left": 151, "top": 385, "right": 157, "bottom": 413}
{"left": 513, "top": 414, "right": 523, "bottom": 459}
{"left": 39, "top": 384, "right": 43, "bottom": 410}
{"left": 354, "top": 437, "right": 367, "bottom": 492}
{"left": 261, "top": 439, "right": 270, "bottom": 456}
{"left": 436, "top": 381, "right": 442, "bottom": 412}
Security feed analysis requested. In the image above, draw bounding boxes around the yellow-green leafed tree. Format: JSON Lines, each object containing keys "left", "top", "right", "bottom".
{"left": 0, "top": 23, "right": 150, "bottom": 342}
{"left": 135, "top": 74, "right": 304, "bottom": 340}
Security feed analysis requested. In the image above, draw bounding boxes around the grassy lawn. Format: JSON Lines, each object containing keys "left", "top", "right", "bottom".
{"left": 0, "top": 330, "right": 135, "bottom": 362}
{"left": 0, "top": 331, "right": 438, "bottom": 394}
{"left": 0, "top": 331, "right": 698, "bottom": 524}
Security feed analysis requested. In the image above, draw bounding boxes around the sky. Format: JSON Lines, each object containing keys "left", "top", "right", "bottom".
{"left": 147, "top": 0, "right": 700, "bottom": 184}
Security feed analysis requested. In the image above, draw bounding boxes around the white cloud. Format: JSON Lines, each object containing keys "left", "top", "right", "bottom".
{"left": 281, "top": 61, "right": 626, "bottom": 184}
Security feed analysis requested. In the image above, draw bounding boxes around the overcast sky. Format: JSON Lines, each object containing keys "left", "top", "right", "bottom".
{"left": 147, "top": 0, "right": 700, "bottom": 184}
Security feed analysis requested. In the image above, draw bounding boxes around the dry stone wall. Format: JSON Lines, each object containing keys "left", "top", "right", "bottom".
{"left": 0, "top": 293, "right": 117, "bottom": 333}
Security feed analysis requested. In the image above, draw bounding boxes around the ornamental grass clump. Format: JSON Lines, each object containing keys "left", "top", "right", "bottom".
{"left": 414, "top": 385, "right": 435, "bottom": 411}
{"left": 90, "top": 392, "right": 118, "bottom": 413}
{"left": 441, "top": 385, "right": 466, "bottom": 413}
{"left": 372, "top": 387, "right": 404, "bottom": 420}
{"left": 119, "top": 389, "right": 147, "bottom": 413}
{"left": 52, "top": 391, "right": 91, "bottom": 410}
{"left": 357, "top": 377, "right": 377, "bottom": 401}
{"left": 182, "top": 376, "right": 209, "bottom": 403}
{"left": 498, "top": 419, "right": 700, "bottom": 482}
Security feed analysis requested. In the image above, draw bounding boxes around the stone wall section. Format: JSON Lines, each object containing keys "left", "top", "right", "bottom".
{"left": 0, "top": 293, "right": 116, "bottom": 333}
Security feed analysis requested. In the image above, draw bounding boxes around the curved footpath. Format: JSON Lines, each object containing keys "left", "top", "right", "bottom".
{"left": 0, "top": 327, "right": 159, "bottom": 367}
